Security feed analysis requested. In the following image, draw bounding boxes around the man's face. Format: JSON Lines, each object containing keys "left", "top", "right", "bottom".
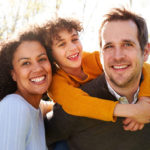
{"left": 100, "top": 20, "right": 148, "bottom": 89}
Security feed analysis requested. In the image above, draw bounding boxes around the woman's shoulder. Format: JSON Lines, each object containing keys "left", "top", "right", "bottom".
{"left": 1, "top": 94, "right": 26, "bottom": 105}
{"left": 0, "top": 94, "right": 31, "bottom": 117}
{"left": 0, "top": 94, "right": 32, "bottom": 146}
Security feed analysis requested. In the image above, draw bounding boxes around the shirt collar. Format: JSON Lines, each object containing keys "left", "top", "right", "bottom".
{"left": 106, "top": 80, "right": 139, "bottom": 104}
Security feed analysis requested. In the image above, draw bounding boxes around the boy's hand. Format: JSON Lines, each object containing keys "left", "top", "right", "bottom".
{"left": 123, "top": 118, "right": 144, "bottom": 131}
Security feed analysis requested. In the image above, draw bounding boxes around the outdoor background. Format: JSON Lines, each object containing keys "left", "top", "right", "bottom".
{"left": 0, "top": 0, "right": 150, "bottom": 63}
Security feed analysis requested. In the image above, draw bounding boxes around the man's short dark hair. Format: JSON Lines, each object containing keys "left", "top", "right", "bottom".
{"left": 99, "top": 7, "right": 148, "bottom": 52}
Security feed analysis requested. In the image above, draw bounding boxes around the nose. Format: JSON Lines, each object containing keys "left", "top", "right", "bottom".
{"left": 113, "top": 47, "right": 125, "bottom": 61}
{"left": 31, "top": 62, "right": 43, "bottom": 72}
{"left": 68, "top": 42, "right": 77, "bottom": 52}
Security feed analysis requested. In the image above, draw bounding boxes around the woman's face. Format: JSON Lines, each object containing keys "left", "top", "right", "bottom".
{"left": 11, "top": 41, "right": 52, "bottom": 98}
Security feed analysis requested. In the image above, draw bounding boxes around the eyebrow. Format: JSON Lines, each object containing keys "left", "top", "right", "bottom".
{"left": 122, "top": 39, "right": 135, "bottom": 44}
{"left": 103, "top": 42, "right": 112, "bottom": 48}
{"left": 55, "top": 32, "right": 79, "bottom": 45}
{"left": 55, "top": 39, "right": 64, "bottom": 46}
{"left": 103, "top": 39, "right": 135, "bottom": 47}
{"left": 18, "top": 52, "right": 46, "bottom": 62}
{"left": 71, "top": 33, "right": 78, "bottom": 37}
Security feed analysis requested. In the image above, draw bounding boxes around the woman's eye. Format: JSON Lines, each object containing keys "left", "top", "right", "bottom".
{"left": 22, "top": 62, "right": 30, "bottom": 66}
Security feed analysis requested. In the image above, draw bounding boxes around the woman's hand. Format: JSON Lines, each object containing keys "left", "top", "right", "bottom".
{"left": 40, "top": 100, "right": 54, "bottom": 116}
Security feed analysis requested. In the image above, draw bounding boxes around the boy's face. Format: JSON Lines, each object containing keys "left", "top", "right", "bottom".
{"left": 52, "top": 29, "right": 83, "bottom": 73}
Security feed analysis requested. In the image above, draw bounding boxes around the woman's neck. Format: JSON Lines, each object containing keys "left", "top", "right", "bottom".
{"left": 15, "top": 90, "right": 41, "bottom": 109}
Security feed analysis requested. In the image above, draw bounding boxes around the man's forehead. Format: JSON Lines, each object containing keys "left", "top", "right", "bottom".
{"left": 101, "top": 20, "right": 138, "bottom": 44}
{"left": 101, "top": 20, "right": 137, "bottom": 34}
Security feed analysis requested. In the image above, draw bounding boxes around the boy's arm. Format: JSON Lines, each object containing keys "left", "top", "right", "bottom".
{"left": 114, "top": 98, "right": 150, "bottom": 124}
{"left": 48, "top": 74, "right": 118, "bottom": 122}
{"left": 49, "top": 68, "right": 150, "bottom": 123}
{"left": 139, "top": 63, "right": 150, "bottom": 97}
{"left": 48, "top": 57, "right": 150, "bottom": 123}
{"left": 121, "top": 62, "right": 150, "bottom": 131}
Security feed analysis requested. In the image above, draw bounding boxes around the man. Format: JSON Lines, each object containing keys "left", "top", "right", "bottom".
{"left": 45, "top": 8, "right": 150, "bottom": 150}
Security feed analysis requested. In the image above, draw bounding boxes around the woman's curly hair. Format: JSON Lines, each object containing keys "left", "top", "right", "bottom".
{"left": 0, "top": 26, "right": 55, "bottom": 100}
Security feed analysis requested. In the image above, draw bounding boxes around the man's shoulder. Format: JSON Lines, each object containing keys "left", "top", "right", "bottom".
{"left": 80, "top": 74, "right": 106, "bottom": 96}
{"left": 80, "top": 74, "right": 116, "bottom": 101}
{"left": 80, "top": 74, "right": 106, "bottom": 91}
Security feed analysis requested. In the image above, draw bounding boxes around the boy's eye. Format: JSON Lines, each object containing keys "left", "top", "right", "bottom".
{"left": 39, "top": 57, "right": 47, "bottom": 62}
{"left": 72, "top": 38, "right": 79, "bottom": 42}
{"left": 58, "top": 42, "right": 65, "bottom": 47}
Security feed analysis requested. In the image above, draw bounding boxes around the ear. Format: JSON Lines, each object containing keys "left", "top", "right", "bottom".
{"left": 143, "top": 43, "right": 150, "bottom": 62}
{"left": 11, "top": 70, "right": 17, "bottom": 81}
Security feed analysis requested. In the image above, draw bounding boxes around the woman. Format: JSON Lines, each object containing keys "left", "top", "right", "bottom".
{"left": 0, "top": 27, "right": 54, "bottom": 150}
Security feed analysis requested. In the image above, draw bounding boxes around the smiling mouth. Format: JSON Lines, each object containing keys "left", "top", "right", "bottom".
{"left": 67, "top": 52, "right": 79, "bottom": 60}
{"left": 113, "top": 65, "right": 128, "bottom": 69}
{"left": 30, "top": 76, "right": 46, "bottom": 83}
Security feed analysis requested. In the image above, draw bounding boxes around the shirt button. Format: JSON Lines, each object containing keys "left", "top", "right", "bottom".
{"left": 119, "top": 97, "right": 129, "bottom": 104}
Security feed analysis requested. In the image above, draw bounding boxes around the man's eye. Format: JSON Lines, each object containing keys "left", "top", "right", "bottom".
{"left": 104, "top": 45, "right": 113, "bottom": 49}
{"left": 124, "top": 43, "right": 132, "bottom": 47}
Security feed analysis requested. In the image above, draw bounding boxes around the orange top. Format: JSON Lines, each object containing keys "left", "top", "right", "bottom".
{"left": 48, "top": 51, "right": 150, "bottom": 122}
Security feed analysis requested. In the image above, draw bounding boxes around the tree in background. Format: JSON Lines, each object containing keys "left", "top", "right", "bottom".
{"left": 0, "top": 0, "right": 63, "bottom": 40}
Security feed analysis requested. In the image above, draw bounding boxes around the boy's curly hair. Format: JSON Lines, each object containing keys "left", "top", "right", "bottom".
{"left": 43, "top": 18, "right": 83, "bottom": 49}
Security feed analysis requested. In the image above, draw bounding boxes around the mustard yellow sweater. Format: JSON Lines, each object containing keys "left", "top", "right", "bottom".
{"left": 48, "top": 51, "right": 150, "bottom": 122}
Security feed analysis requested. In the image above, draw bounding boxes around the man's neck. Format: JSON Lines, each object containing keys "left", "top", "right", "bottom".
{"left": 106, "top": 78, "right": 140, "bottom": 103}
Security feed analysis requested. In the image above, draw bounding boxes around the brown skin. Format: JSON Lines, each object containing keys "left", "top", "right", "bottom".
{"left": 11, "top": 41, "right": 52, "bottom": 108}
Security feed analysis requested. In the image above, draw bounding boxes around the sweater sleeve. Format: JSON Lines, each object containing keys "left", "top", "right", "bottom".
{"left": 48, "top": 74, "right": 118, "bottom": 122}
{"left": 0, "top": 96, "right": 31, "bottom": 150}
{"left": 138, "top": 63, "right": 150, "bottom": 97}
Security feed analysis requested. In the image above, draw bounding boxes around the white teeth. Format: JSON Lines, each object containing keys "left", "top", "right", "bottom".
{"left": 68, "top": 53, "right": 78, "bottom": 59}
{"left": 71, "top": 54, "right": 78, "bottom": 58}
{"left": 113, "top": 65, "right": 127, "bottom": 69}
{"left": 31, "top": 76, "right": 45, "bottom": 82}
